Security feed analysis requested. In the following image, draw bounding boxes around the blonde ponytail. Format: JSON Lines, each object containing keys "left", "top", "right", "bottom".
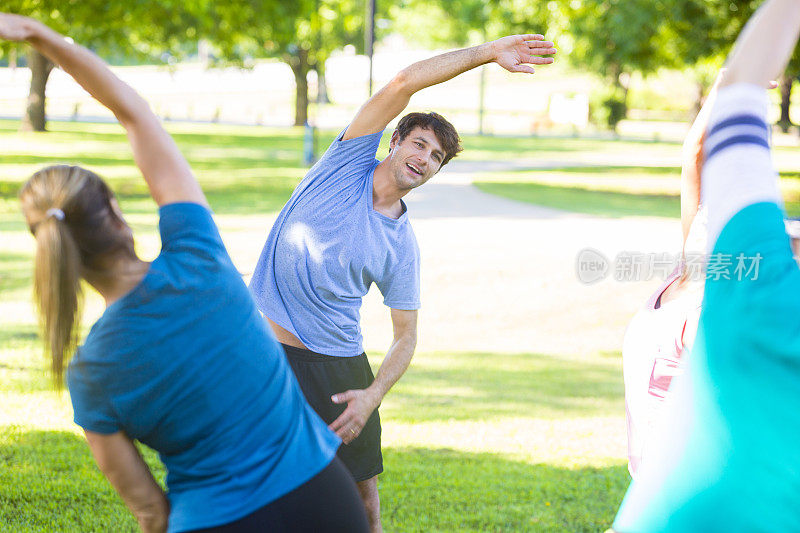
{"left": 32, "top": 214, "right": 83, "bottom": 386}
{"left": 20, "top": 165, "right": 132, "bottom": 387}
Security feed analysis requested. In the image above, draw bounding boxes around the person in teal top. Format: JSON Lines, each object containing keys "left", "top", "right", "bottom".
{"left": 2, "top": 13, "right": 368, "bottom": 533}
{"left": 613, "top": 1, "right": 800, "bottom": 531}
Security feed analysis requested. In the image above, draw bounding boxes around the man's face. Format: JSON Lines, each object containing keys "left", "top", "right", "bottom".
{"left": 388, "top": 126, "right": 445, "bottom": 191}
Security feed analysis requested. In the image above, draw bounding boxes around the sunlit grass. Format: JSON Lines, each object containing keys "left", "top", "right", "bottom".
{"left": 475, "top": 165, "right": 800, "bottom": 218}
{"left": 1, "top": 349, "right": 627, "bottom": 532}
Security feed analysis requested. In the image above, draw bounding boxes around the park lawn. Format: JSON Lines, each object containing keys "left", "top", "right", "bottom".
{"left": 1, "top": 348, "right": 628, "bottom": 533}
{"left": 1, "top": 120, "right": 646, "bottom": 532}
{"left": 474, "top": 165, "right": 800, "bottom": 218}
{"left": 458, "top": 134, "right": 685, "bottom": 162}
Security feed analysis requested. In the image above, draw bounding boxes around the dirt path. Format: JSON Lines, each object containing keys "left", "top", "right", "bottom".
{"left": 359, "top": 160, "right": 682, "bottom": 359}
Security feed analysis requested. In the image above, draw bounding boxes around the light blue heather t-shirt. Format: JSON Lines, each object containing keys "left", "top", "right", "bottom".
{"left": 68, "top": 203, "right": 340, "bottom": 533}
{"left": 249, "top": 129, "right": 421, "bottom": 357}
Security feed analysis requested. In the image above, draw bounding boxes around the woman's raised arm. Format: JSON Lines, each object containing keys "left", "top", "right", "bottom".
{"left": 0, "top": 13, "right": 207, "bottom": 207}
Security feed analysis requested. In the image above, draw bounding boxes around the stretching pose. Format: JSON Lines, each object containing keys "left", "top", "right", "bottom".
{"left": 614, "top": 0, "right": 800, "bottom": 530}
{"left": 1, "top": 14, "right": 368, "bottom": 533}
{"left": 249, "top": 35, "right": 556, "bottom": 530}
{"left": 622, "top": 71, "right": 800, "bottom": 479}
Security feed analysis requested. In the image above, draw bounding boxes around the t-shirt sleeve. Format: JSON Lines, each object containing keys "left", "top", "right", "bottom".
{"left": 701, "top": 83, "right": 783, "bottom": 251}
{"left": 319, "top": 127, "right": 383, "bottom": 169}
{"left": 158, "top": 202, "right": 230, "bottom": 263}
{"left": 295, "top": 127, "right": 383, "bottom": 192}
{"left": 376, "top": 241, "right": 421, "bottom": 310}
{"left": 67, "top": 356, "right": 120, "bottom": 434}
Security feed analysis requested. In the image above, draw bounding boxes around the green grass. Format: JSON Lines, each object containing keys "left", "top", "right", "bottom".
{"left": 0, "top": 428, "right": 163, "bottom": 532}
{"left": 382, "top": 447, "right": 628, "bottom": 532}
{"left": 476, "top": 181, "right": 681, "bottom": 218}
{"left": 1, "top": 350, "right": 627, "bottom": 533}
{"left": 475, "top": 165, "right": 800, "bottom": 218}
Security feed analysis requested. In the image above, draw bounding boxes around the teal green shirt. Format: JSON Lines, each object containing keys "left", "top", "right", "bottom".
{"left": 614, "top": 202, "right": 800, "bottom": 531}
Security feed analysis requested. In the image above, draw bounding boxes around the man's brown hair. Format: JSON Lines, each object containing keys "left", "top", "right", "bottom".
{"left": 395, "top": 112, "right": 462, "bottom": 167}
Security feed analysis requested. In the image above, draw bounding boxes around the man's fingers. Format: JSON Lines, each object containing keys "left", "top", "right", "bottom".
{"left": 331, "top": 390, "right": 353, "bottom": 404}
{"left": 520, "top": 33, "right": 545, "bottom": 41}
{"left": 528, "top": 40, "right": 555, "bottom": 49}
{"left": 330, "top": 412, "right": 362, "bottom": 444}
{"left": 337, "top": 423, "right": 361, "bottom": 443}
{"left": 329, "top": 411, "right": 350, "bottom": 432}
{"left": 512, "top": 65, "right": 537, "bottom": 74}
{"left": 529, "top": 56, "right": 555, "bottom": 65}
{"left": 527, "top": 46, "right": 557, "bottom": 56}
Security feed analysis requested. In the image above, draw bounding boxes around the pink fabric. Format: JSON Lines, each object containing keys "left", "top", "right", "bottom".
{"left": 622, "top": 266, "right": 702, "bottom": 478}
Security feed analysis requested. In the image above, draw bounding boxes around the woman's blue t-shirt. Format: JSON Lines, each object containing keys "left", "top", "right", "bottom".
{"left": 67, "top": 202, "right": 340, "bottom": 533}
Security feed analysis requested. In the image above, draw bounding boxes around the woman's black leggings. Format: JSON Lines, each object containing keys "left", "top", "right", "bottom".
{"left": 185, "top": 458, "right": 370, "bottom": 533}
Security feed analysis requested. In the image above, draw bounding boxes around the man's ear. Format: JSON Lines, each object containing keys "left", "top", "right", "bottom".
{"left": 389, "top": 130, "right": 400, "bottom": 151}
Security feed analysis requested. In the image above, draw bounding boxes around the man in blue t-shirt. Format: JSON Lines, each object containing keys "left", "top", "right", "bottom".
{"left": 250, "top": 35, "right": 556, "bottom": 530}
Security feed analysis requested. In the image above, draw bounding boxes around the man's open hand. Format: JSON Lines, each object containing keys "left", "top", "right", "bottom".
{"left": 329, "top": 389, "right": 381, "bottom": 444}
{"left": 492, "top": 34, "right": 556, "bottom": 74}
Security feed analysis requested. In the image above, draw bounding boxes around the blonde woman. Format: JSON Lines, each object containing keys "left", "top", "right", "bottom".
{"left": 1, "top": 14, "right": 368, "bottom": 533}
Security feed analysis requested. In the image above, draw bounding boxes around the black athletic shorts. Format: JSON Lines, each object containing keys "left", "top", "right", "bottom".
{"left": 282, "top": 344, "right": 383, "bottom": 482}
{"left": 183, "top": 457, "right": 369, "bottom": 532}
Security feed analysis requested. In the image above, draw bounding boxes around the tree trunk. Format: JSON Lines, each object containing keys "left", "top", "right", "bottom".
{"left": 779, "top": 74, "right": 794, "bottom": 133}
{"left": 692, "top": 80, "right": 705, "bottom": 119}
{"left": 21, "top": 49, "right": 54, "bottom": 132}
{"left": 286, "top": 48, "right": 310, "bottom": 127}
{"left": 478, "top": 64, "right": 487, "bottom": 136}
{"left": 315, "top": 60, "right": 331, "bottom": 104}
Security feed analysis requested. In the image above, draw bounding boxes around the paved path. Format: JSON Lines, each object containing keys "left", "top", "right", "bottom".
{"left": 358, "top": 160, "right": 681, "bottom": 358}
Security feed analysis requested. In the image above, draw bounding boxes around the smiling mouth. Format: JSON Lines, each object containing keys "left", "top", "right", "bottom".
{"left": 406, "top": 162, "right": 423, "bottom": 176}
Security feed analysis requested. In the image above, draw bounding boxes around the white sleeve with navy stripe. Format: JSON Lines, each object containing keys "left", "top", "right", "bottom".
{"left": 701, "top": 83, "right": 783, "bottom": 251}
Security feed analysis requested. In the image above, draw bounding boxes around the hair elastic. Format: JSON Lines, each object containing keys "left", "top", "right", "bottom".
{"left": 46, "top": 208, "right": 65, "bottom": 221}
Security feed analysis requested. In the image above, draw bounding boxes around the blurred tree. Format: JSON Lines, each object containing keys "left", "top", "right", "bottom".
{"left": 213, "top": 0, "right": 371, "bottom": 126}
{"left": 386, "top": 0, "right": 554, "bottom": 134}
{"left": 778, "top": 51, "right": 799, "bottom": 133}
{"left": 0, "top": 0, "right": 302, "bottom": 131}
{"left": 561, "top": 0, "right": 725, "bottom": 130}
{"left": 0, "top": 0, "right": 203, "bottom": 131}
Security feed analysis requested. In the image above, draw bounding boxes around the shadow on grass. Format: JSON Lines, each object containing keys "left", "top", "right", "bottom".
{"left": 0, "top": 430, "right": 627, "bottom": 533}
{"left": 113, "top": 178, "right": 297, "bottom": 216}
{"left": 533, "top": 165, "right": 679, "bottom": 175}
{"left": 380, "top": 351, "right": 622, "bottom": 423}
{"left": 0, "top": 323, "right": 50, "bottom": 392}
{"left": 0, "top": 251, "right": 33, "bottom": 295}
{"left": 474, "top": 181, "right": 680, "bottom": 219}
{"left": 1, "top": 172, "right": 297, "bottom": 218}
{"left": 0, "top": 153, "right": 307, "bottom": 171}
{"left": 461, "top": 135, "right": 679, "bottom": 156}
{"left": 0, "top": 325, "right": 38, "bottom": 346}
{"left": 383, "top": 446, "right": 628, "bottom": 532}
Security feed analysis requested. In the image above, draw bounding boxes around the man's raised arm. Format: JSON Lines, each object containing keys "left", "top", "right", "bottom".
{"left": 342, "top": 34, "right": 556, "bottom": 141}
